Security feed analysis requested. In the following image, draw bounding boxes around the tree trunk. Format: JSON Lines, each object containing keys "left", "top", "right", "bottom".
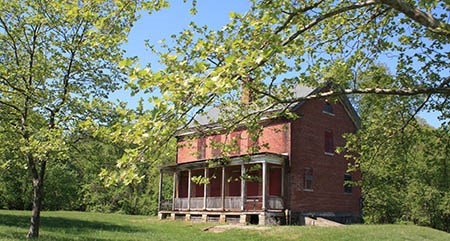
{"left": 26, "top": 159, "right": 46, "bottom": 239}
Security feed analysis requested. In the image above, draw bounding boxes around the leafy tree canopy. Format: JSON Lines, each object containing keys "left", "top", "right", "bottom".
{"left": 111, "top": 0, "right": 449, "bottom": 180}
{"left": 0, "top": 0, "right": 167, "bottom": 238}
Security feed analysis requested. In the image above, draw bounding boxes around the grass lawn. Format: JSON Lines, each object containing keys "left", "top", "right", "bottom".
{"left": 0, "top": 210, "right": 448, "bottom": 241}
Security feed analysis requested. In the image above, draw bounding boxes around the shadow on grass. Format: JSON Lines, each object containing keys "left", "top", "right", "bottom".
{"left": 2, "top": 230, "right": 120, "bottom": 241}
{"left": 0, "top": 213, "right": 145, "bottom": 240}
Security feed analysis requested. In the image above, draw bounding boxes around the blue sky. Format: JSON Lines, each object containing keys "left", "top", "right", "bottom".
{"left": 114, "top": 0, "right": 443, "bottom": 127}
{"left": 110, "top": 0, "right": 250, "bottom": 108}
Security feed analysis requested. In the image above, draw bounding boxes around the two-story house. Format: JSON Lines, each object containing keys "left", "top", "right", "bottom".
{"left": 157, "top": 85, "right": 361, "bottom": 225}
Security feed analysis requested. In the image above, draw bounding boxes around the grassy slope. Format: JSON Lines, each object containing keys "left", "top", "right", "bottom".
{"left": 0, "top": 210, "right": 448, "bottom": 241}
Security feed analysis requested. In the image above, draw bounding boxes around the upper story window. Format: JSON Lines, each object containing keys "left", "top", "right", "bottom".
{"left": 211, "top": 135, "right": 221, "bottom": 158}
{"left": 323, "top": 102, "right": 334, "bottom": 115}
{"left": 304, "top": 168, "right": 313, "bottom": 191}
{"left": 248, "top": 135, "right": 259, "bottom": 153}
{"left": 230, "top": 132, "right": 241, "bottom": 155}
{"left": 197, "top": 136, "right": 206, "bottom": 159}
{"left": 344, "top": 174, "right": 352, "bottom": 193}
{"left": 324, "top": 129, "right": 334, "bottom": 155}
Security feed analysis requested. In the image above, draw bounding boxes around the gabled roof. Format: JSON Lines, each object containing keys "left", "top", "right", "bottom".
{"left": 191, "top": 85, "right": 315, "bottom": 127}
{"left": 178, "top": 84, "right": 360, "bottom": 136}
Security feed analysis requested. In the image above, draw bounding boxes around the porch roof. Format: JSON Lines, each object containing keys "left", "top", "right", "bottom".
{"left": 159, "top": 152, "right": 287, "bottom": 172}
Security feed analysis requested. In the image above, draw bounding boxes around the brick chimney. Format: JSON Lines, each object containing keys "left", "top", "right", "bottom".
{"left": 241, "top": 77, "right": 253, "bottom": 104}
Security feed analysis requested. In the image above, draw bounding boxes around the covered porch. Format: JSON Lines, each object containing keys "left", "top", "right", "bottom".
{"left": 157, "top": 153, "right": 287, "bottom": 224}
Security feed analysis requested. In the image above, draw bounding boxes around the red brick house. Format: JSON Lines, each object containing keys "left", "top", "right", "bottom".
{"left": 157, "top": 85, "right": 361, "bottom": 225}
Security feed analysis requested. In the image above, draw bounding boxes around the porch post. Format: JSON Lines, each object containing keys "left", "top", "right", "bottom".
{"left": 281, "top": 165, "right": 285, "bottom": 197}
{"left": 158, "top": 170, "right": 163, "bottom": 211}
{"left": 203, "top": 168, "right": 208, "bottom": 210}
{"left": 187, "top": 169, "right": 192, "bottom": 210}
{"left": 172, "top": 172, "right": 177, "bottom": 211}
{"left": 240, "top": 164, "right": 246, "bottom": 211}
{"left": 221, "top": 166, "right": 225, "bottom": 210}
{"left": 262, "top": 162, "right": 267, "bottom": 210}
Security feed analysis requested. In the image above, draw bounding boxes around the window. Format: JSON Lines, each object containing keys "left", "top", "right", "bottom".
{"left": 178, "top": 171, "right": 189, "bottom": 198}
{"left": 228, "top": 169, "right": 241, "bottom": 196}
{"left": 344, "top": 174, "right": 352, "bottom": 193}
{"left": 324, "top": 130, "right": 334, "bottom": 155}
{"left": 269, "top": 167, "right": 282, "bottom": 196}
{"left": 247, "top": 135, "right": 259, "bottom": 153}
{"left": 247, "top": 164, "right": 261, "bottom": 196}
{"left": 304, "top": 168, "right": 313, "bottom": 191}
{"left": 323, "top": 102, "right": 334, "bottom": 115}
{"left": 211, "top": 135, "right": 221, "bottom": 157}
{"left": 230, "top": 132, "right": 241, "bottom": 155}
{"left": 209, "top": 168, "right": 221, "bottom": 197}
{"left": 197, "top": 136, "right": 206, "bottom": 159}
{"left": 193, "top": 171, "right": 204, "bottom": 197}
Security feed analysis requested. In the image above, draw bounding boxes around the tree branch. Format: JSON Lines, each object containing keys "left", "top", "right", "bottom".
{"left": 377, "top": 0, "right": 450, "bottom": 38}
{"left": 274, "top": 0, "right": 325, "bottom": 35}
{"left": 401, "top": 94, "right": 431, "bottom": 131}
{"left": 258, "top": 86, "right": 450, "bottom": 105}
{"left": 0, "top": 99, "right": 22, "bottom": 113}
{"left": 281, "top": 0, "right": 377, "bottom": 46}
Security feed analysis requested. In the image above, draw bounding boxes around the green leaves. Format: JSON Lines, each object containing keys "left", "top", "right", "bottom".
{"left": 0, "top": 2, "right": 168, "bottom": 235}
{"left": 341, "top": 66, "right": 449, "bottom": 230}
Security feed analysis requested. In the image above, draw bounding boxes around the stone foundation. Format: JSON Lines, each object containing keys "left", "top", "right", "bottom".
{"left": 158, "top": 211, "right": 285, "bottom": 225}
{"left": 289, "top": 211, "right": 361, "bottom": 225}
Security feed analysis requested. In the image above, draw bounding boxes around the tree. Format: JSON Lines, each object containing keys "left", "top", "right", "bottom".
{"left": 116, "top": 0, "right": 448, "bottom": 177}
{"left": 340, "top": 65, "right": 449, "bottom": 230}
{"left": 131, "top": 0, "right": 448, "bottom": 113}
{"left": 0, "top": 0, "right": 167, "bottom": 238}
{"left": 73, "top": 105, "right": 176, "bottom": 215}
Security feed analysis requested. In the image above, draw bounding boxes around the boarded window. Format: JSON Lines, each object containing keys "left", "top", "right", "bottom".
{"left": 228, "top": 169, "right": 241, "bottom": 196}
{"left": 179, "top": 171, "right": 189, "bottom": 198}
{"left": 211, "top": 135, "right": 221, "bottom": 157}
{"left": 304, "top": 168, "right": 313, "bottom": 191}
{"left": 209, "top": 169, "right": 221, "bottom": 197}
{"left": 247, "top": 165, "right": 261, "bottom": 196}
{"left": 197, "top": 136, "right": 206, "bottom": 159}
{"left": 324, "top": 130, "right": 334, "bottom": 154}
{"left": 344, "top": 174, "right": 352, "bottom": 193}
{"left": 193, "top": 170, "right": 204, "bottom": 197}
{"left": 247, "top": 135, "right": 259, "bottom": 153}
{"left": 269, "top": 167, "right": 282, "bottom": 196}
{"left": 230, "top": 132, "right": 241, "bottom": 155}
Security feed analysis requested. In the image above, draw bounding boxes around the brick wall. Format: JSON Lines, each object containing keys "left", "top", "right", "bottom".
{"left": 175, "top": 95, "right": 361, "bottom": 218}
{"left": 176, "top": 122, "right": 290, "bottom": 163}
{"left": 289, "top": 98, "right": 361, "bottom": 216}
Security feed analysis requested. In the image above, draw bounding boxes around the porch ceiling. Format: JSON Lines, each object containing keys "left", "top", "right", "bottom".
{"left": 160, "top": 152, "right": 287, "bottom": 172}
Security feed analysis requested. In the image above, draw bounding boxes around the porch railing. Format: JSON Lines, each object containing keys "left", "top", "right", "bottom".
{"left": 206, "top": 197, "right": 221, "bottom": 209}
{"left": 160, "top": 200, "right": 172, "bottom": 211}
{"left": 172, "top": 196, "right": 283, "bottom": 211}
{"left": 190, "top": 197, "right": 203, "bottom": 210}
{"left": 268, "top": 196, "right": 284, "bottom": 210}
{"left": 174, "top": 197, "right": 243, "bottom": 210}
{"left": 224, "top": 196, "right": 242, "bottom": 210}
